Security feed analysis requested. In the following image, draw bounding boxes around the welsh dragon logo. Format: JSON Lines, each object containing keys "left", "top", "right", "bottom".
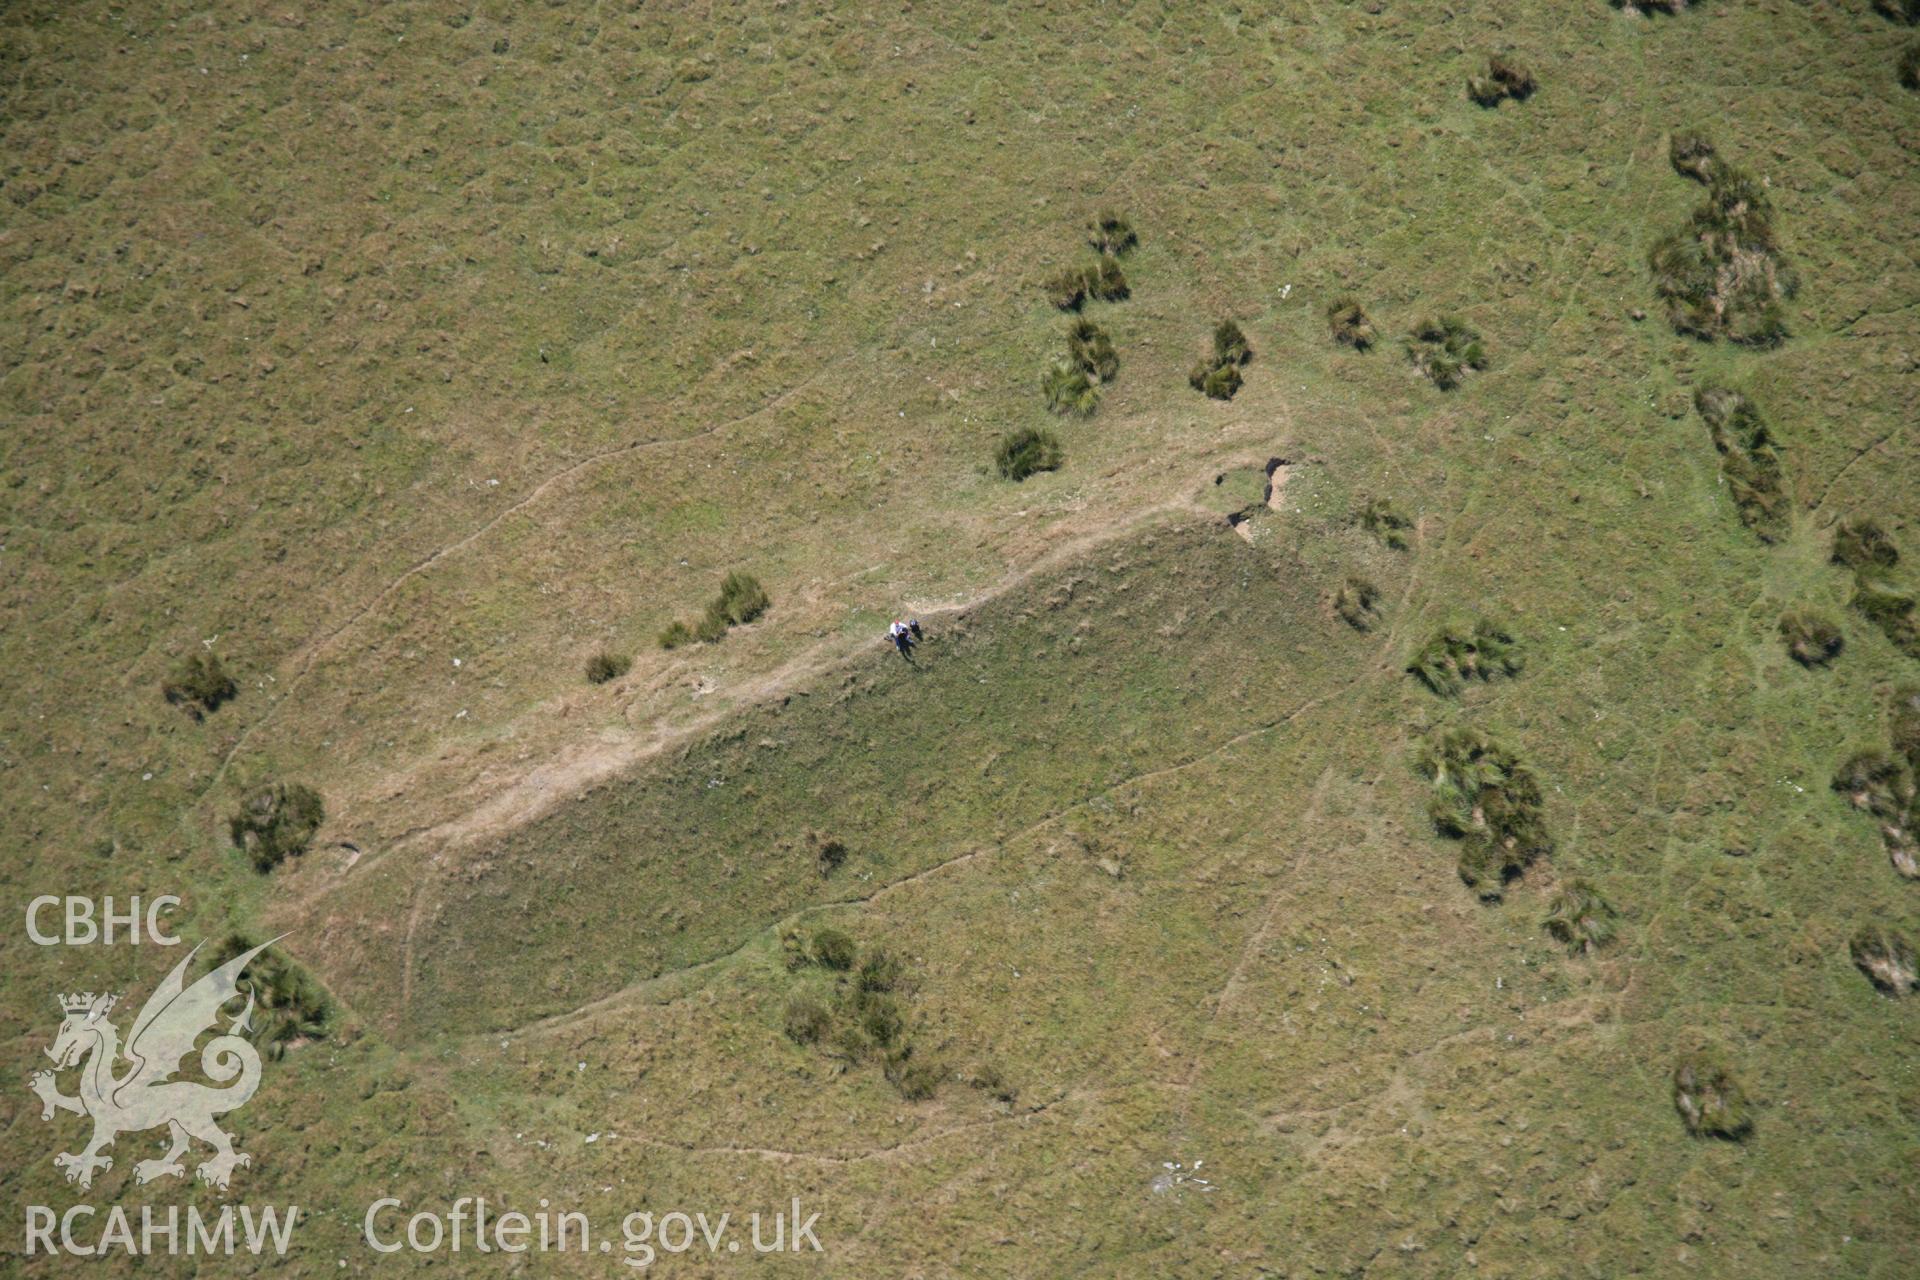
{"left": 29, "top": 937, "right": 278, "bottom": 1191}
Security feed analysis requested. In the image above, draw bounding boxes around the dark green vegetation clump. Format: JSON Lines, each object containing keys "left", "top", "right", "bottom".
{"left": 1668, "top": 130, "right": 1719, "bottom": 183}
{"left": 1851, "top": 925, "right": 1918, "bottom": 995}
{"left": 1041, "top": 357, "right": 1099, "bottom": 417}
{"left": 1833, "top": 517, "right": 1900, "bottom": 573}
{"left": 1045, "top": 255, "right": 1129, "bottom": 312}
{"left": 162, "top": 651, "right": 237, "bottom": 720}
{"left": 994, "top": 427, "right": 1063, "bottom": 481}
{"left": 1356, "top": 494, "right": 1413, "bottom": 549}
{"left": 1334, "top": 577, "right": 1381, "bottom": 631}
{"left": 1875, "top": 0, "right": 1919, "bottom": 23}
{"left": 1648, "top": 138, "right": 1795, "bottom": 345}
{"left": 206, "top": 934, "right": 330, "bottom": 1059}
{"left": 1832, "top": 520, "right": 1920, "bottom": 660}
{"left": 1672, "top": 1056, "right": 1752, "bottom": 1140}
{"left": 1779, "top": 609, "right": 1842, "bottom": 667}
{"left": 782, "top": 928, "right": 949, "bottom": 1101}
{"left": 661, "top": 572, "right": 772, "bottom": 648}
{"left": 585, "top": 650, "right": 631, "bottom": 684}
{"left": 1832, "top": 749, "right": 1917, "bottom": 879}
{"left": 1419, "top": 727, "right": 1552, "bottom": 901}
{"left": 811, "top": 831, "right": 849, "bottom": 876}
{"left": 1615, "top": 0, "right": 1707, "bottom": 15}
{"left": 1065, "top": 317, "right": 1119, "bottom": 382}
{"left": 1085, "top": 210, "right": 1138, "bottom": 257}
{"left": 1543, "top": 880, "right": 1618, "bottom": 954}
{"left": 1467, "top": 55, "right": 1536, "bottom": 106}
{"left": 1408, "top": 618, "right": 1522, "bottom": 696}
{"left": 1901, "top": 42, "right": 1920, "bottom": 89}
{"left": 1188, "top": 321, "right": 1252, "bottom": 401}
{"left": 1827, "top": 740, "right": 1920, "bottom": 882}
{"left": 1404, "top": 316, "right": 1487, "bottom": 389}
{"left": 1693, "top": 386, "right": 1786, "bottom": 542}
{"left": 1326, "top": 297, "right": 1376, "bottom": 350}
{"left": 229, "top": 781, "right": 324, "bottom": 873}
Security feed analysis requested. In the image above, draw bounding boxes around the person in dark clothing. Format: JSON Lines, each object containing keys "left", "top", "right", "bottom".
{"left": 888, "top": 620, "right": 916, "bottom": 660}
{"left": 908, "top": 618, "right": 924, "bottom": 642}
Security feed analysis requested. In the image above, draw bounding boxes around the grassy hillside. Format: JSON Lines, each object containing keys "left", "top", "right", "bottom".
{"left": 3, "top": 0, "right": 1916, "bottom": 1275}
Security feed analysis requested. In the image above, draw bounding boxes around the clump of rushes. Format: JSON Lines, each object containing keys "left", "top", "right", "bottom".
{"left": 163, "top": 651, "right": 238, "bottom": 720}
{"left": 1901, "top": 43, "right": 1920, "bottom": 90}
{"left": 229, "top": 782, "right": 325, "bottom": 873}
{"left": 1065, "top": 317, "right": 1119, "bottom": 381}
{"left": 1543, "top": 880, "right": 1619, "bottom": 954}
{"left": 1648, "top": 140, "right": 1795, "bottom": 345}
{"left": 1327, "top": 297, "right": 1376, "bottom": 350}
{"left": 995, "top": 427, "right": 1063, "bottom": 481}
{"left": 205, "top": 935, "right": 330, "bottom": 1059}
{"left": 1672, "top": 1056, "right": 1752, "bottom": 1140}
{"left": 811, "top": 927, "right": 858, "bottom": 971}
{"left": 1669, "top": 130, "right": 1719, "bottom": 183}
{"left": 1467, "top": 54, "right": 1536, "bottom": 107}
{"left": 1405, "top": 316, "right": 1487, "bottom": 389}
{"left": 1828, "top": 520, "right": 1920, "bottom": 659}
{"left": 1334, "top": 577, "right": 1381, "bottom": 631}
{"left": 1041, "top": 357, "right": 1100, "bottom": 417}
{"left": 1419, "top": 727, "right": 1552, "bottom": 901}
{"left": 1085, "top": 210, "right": 1138, "bottom": 256}
{"left": 585, "top": 650, "right": 631, "bottom": 684}
{"left": 660, "top": 573, "right": 771, "bottom": 648}
{"left": 1851, "top": 925, "right": 1919, "bottom": 995}
{"left": 1694, "top": 387, "right": 1786, "bottom": 542}
{"left": 1778, "top": 610, "right": 1842, "bottom": 667}
{"left": 1832, "top": 749, "right": 1917, "bottom": 878}
{"left": 1832, "top": 517, "right": 1900, "bottom": 573}
{"left": 1357, "top": 494, "right": 1413, "bottom": 549}
{"left": 1407, "top": 618, "right": 1522, "bottom": 696}
{"left": 1875, "top": 0, "right": 1919, "bottom": 23}
{"left": 1044, "top": 255, "right": 1130, "bottom": 311}
{"left": 1188, "top": 321, "right": 1252, "bottom": 401}
{"left": 1212, "top": 320, "right": 1253, "bottom": 367}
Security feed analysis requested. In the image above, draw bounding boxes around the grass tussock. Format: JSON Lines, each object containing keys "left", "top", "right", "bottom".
{"left": 1334, "top": 577, "right": 1381, "bottom": 631}
{"left": 1851, "top": 925, "right": 1918, "bottom": 995}
{"left": 811, "top": 831, "right": 849, "bottom": 876}
{"left": 229, "top": 781, "right": 324, "bottom": 873}
{"left": 1407, "top": 618, "right": 1522, "bottom": 696}
{"left": 1832, "top": 517, "right": 1900, "bottom": 573}
{"left": 1419, "top": 727, "right": 1552, "bottom": 901}
{"left": 1188, "top": 321, "right": 1252, "bottom": 401}
{"left": 1673, "top": 1056, "right": 1752, "bottom": 1140}
{"left": 1648, "top": 139, "right": 1794, "bottom": 345}
{"left": 1467, "top": 54, "right": 1536, "bottom": 107}
{"left": 1668, "top": 130, "right": 1719, "bottom": 183}
{"left": 585, "top": 650, "right": 631, "bottom": 684}
{"left": 205, "top": 934, "right": 330, "bottom": 1059}
{"left": 1404, "top": 316, "right": 1487, "bottom": 389}
{"left": 1041, "top": 356, "right": 1100, "bottom": 417}
{"left": 1901, "top": 43, "right": 1920, "bottom": 90}
{"left": 1891, "top": 686, "right": 1920, "bottom": 773}
{"left": 1615, "top": 0, "right": 1707, "bottom": 14}
{"left": 1779, "top": 609, "right": 1842, "bottom": 668}
{"left": 660, "top": 572, "right": 771, "bottom": 648}
{"left": 1543, "top": 880, "right": 1619, "bottom": 954}
{"left": 995, "top": 427, "right": 1063, "bottom": 481}
{"left": 1085, "top": 210, "right": 1138, "bottom": 257}
{"left": 1694, "top": 386, "right": 1786, "bottom": 541}
{"left": 1357, "top": 494, "right": 1413, "bottom": 549}
{"left": 1875, "top": 0, "right": 1919, "bottom": 23}
{"left": 782, "top": 928, "right": 950, "bottom": 1101}
{"left": 1065, "top": 317, "right": 1119, "bottom": 381}
{"left": 1832, "top": 749, "right": 1918, "bottom": 878}
{"left": 1045, "top": 255, "right": 1130, "bottom": 311}
{"left": 1327, "top": 298, "right": 1376, "bottom": 350}
{"left": 163, "top": 651, "right": 237, "bottom": 720}
{"left": 1833, "top": 521, "right": 1920, "bottom": 660}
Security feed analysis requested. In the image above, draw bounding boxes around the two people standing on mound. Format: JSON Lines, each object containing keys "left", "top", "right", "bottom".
{"left": 888, "top": 618, "right": 924, "bottom": 660}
